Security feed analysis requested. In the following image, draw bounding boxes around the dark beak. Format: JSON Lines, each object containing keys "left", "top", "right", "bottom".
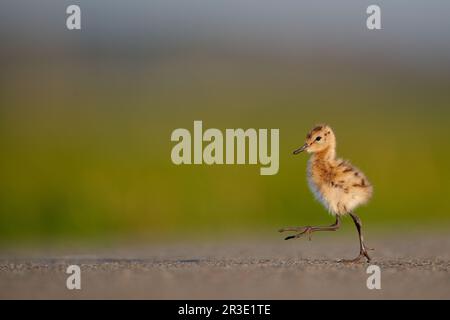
{"left": 293, "top": 143, "right": 308, "bottom": 155}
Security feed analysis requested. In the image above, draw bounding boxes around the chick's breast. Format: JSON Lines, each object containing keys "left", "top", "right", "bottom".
{"left": 307, "top": 158, "right": 373, "bottom": 216}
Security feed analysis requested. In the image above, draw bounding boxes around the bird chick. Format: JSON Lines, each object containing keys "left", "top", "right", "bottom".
{"left": 279, "top": 124, "right": 373, "bottom": 263}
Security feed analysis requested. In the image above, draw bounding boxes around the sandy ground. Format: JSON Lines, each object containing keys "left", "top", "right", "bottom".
{"left": 0, "top": 232, "right": 449, "bottom": 299}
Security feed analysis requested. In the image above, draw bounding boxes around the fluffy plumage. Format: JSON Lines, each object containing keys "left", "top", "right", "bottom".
{"left": 303, "top": 125, "right": 373, "bottom": 216}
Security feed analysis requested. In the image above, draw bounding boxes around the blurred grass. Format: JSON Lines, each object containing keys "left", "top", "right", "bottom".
{"left": 1, "top": 54, "right": 450, "bottom": 244}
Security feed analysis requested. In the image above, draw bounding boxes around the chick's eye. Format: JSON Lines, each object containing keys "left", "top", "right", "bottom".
{"left": 315, "top": 136, "right": 322, "bottom": 141}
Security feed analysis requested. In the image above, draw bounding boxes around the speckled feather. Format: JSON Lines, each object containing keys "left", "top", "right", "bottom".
{"left": 303, "top": 125, "right": 372, "bottom": 216}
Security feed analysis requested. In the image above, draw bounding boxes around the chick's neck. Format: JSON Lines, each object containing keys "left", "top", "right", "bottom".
{"left": 311, "top": 145, "right": 336, "bottom": 163}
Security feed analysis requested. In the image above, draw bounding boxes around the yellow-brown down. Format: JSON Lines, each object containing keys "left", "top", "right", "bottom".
{"left": 302, "top": 124, "right": 373, "bottom": 216}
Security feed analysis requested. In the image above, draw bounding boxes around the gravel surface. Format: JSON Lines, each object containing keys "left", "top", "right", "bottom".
{"left": 1, "top": 232, "right": 449, "bottom": 299}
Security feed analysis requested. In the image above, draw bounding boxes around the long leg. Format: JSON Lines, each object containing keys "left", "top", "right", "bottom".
{"left": 342, "top": 212, "right": 372, "bottom": 263}
{"left": 279, "top": 216, "right": 340, "bottom": 240}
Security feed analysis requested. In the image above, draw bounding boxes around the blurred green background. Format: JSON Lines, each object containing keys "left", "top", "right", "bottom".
{"left": 1, "top": 0, "right": 450, "bottom": 244}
